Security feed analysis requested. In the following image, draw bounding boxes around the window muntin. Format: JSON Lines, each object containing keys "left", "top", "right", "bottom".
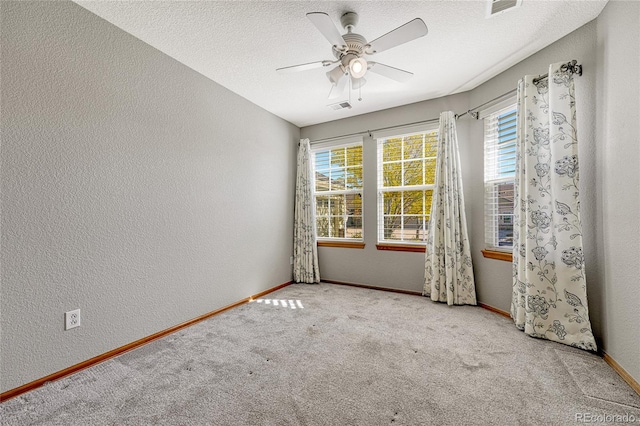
{"left": 484, "top": 105, "right": 517, "bottom": 251}
{"left": 312, "top": 143, "right": 363, "bottom": 240}
{"left": 377, "top": 129, "right": 438, "bottom": 244}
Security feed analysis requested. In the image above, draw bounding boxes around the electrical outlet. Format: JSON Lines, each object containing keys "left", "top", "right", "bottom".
{"left": 65, "top": 309, "right": 81, "bottom": 330}
{"left": 290, "top": 256, "right": 294, "bottom": 265}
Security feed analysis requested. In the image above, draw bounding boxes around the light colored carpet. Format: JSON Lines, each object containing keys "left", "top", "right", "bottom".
{"left": 2, "top": 283, "right": 639, "bottom": 425}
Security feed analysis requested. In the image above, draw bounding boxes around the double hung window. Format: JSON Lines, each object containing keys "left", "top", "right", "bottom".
{"left": 311, "top": 140, "right": 363, "bottom": 241}
{"left": 376, "top": 128, "right": 439, "bottom": 245}
{"left": 484, "top": 104, "right": 517, "bottom": 251}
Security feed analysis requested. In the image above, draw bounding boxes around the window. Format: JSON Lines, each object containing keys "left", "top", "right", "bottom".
{"left": 311, "top": 141, "right": 363, "bottom": 240}
{"left": 377, "top": 128, "right": 438, "bottom": 245}
{"left": 484, "top": 104, "right": 516, "bottom": 251}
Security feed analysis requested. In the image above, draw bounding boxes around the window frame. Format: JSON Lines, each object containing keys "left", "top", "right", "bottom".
{"left": 375, "top": 125, "right": 439, "bottom": 247}
{"left": 310, "top": 138, "right": 364, "bottom": 244}
{"left": 483, "top": 102, "right": 517, "bottom": 254}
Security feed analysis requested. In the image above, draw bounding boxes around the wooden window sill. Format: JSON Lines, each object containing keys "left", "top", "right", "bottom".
{"left": 317, "top": 241, "right": 365, "bottom": 249}
{"left": 481, "top": 249, "right": 512, "bottom": 262}
{"left": 376, "top": 244, "right": 426, "bottom": 253}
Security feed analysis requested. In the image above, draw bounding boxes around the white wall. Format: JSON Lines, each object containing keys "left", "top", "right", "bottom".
{"left": 301, "top": 93, "right": 470, "bottom": 293}
{"left": 595, "top": 0, "right": 640, "bottom": 384}
{"left": 1, "top": 1, "right": 299, "bottom": 393}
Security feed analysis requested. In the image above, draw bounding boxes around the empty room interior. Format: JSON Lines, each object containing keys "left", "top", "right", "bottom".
{"left": 1, "top": 0, "right": 639, "bottom": 424}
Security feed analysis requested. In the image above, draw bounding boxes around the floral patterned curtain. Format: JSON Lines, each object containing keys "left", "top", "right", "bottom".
{"left": 424, "top": 111, "right": 476, "bottom": 305}
{"left": 512, "top": 62, "right": 596, "bottom": 351}
{"left": 293, "top": 139, "right": 320, "bottom": 283}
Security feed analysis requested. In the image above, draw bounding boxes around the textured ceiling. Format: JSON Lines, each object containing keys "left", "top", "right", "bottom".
{"left": 75, "top": 1, "right": 607, "bottom": 127}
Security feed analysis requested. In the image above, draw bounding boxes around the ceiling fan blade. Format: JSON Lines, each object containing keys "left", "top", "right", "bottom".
{"left": 367, "top": 18, "right": 428, "bottom": 54}
{"left": 307, "top": 12, "right": 346, "bottom": 49}
{"left": 368, "top": 62, "right": 413, "bottom": 82}
{"left": 276, "top": 61, "right": 333, "bottom": 74}
{"left": 328, "top": 75, "right": 348, "bottom": 99}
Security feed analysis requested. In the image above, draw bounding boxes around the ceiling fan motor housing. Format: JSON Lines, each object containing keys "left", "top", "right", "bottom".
{"left": 333, "top": 32, "right": 367, "bottom": 59}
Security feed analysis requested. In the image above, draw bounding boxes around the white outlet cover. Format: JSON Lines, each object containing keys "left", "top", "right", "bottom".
{"left": 65, "top": 309, "right": 81, "bottom": 330}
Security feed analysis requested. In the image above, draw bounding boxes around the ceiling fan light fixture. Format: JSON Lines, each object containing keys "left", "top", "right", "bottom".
{"left": 326, "top": 65, "right": 345, "bottom": 85}
{"left": 349, "top": 57, "right": 367, "bottom": 79}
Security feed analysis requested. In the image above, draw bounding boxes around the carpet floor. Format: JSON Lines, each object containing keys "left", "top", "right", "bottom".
{"left": 2, "top": 283, "right": 639, "bottom": 425}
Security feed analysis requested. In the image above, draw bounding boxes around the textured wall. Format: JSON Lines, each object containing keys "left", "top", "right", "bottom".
{"left": 595, "top": 0, "right": 640, "bottom": 384}
{"left": 1, "top": 1, "right": 298, "bottom": 393}
{"left": 301, "top": 93, "right": 470, "bottom": 293}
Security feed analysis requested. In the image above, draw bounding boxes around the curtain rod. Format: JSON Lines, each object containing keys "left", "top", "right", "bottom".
{"left": 306, "top": 60, "right": 582, "bottom": 144}
{"left": 454, "top": 89, "right": 517, "bottom": 120}
{"left": 457, "top": 60, "right": 583, "bottom": 120}
{"left": 307, "top": 117, "right": 441, "bottom": 145}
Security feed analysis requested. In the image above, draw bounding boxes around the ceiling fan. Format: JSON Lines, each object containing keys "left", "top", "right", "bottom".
{"left": 276, "top": 12, "right": 428, "bottom": 100}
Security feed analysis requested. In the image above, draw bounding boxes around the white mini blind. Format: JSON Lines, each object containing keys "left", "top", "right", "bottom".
{"left": 484, "top": 104, "right": 517, "bottom": 251}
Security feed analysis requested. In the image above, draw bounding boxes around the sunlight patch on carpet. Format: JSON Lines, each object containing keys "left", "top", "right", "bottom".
{"left": 253, "top": 299, "right": 304, "bottom": 309}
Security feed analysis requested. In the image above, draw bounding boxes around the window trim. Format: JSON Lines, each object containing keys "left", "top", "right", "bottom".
{"left": 481, "top": 249, "right": 513, "bottom": 262}
{"left": 376, "top": 125, "right": 439, "bottom": 247}
{"left": 310, "top": 137, "right": 364, "bottom": 243}
{"left": 376, "top": 244, "right": 426, "bottom": 253}
{"left": 318, "top": 241, "right": 365, "bottom": 249}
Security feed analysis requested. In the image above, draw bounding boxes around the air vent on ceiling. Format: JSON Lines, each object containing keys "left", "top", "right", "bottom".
{"left": 329, "top": 101, "right": 352, "bottom": 110}
{"left": 487, "top": 0, "right": 522, "bottom": 17}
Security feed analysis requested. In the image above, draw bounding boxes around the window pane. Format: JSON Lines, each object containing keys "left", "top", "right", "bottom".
{"left": 498, "top": 218, "right": 513, "bottom": 247}
{"left": 315, "top": 171, "right": 330, "bottom": 192}
{"left": 328, "top": 195, "right": 345, "bottom": 216}
{"left": 424, "top": 134, "right": 438, "bottom": 157}
{"left": 383, "top": 163, "right": 402, "bottom": 187}
{"left": 346, "top": 216, "right": 362, "bottom": 239}
{"left": 329, "top": 169, "right": 345, "bottom": 191}
{"left": 346, "top": 145, "right": 362, "bottom": 167}
{"left": 497, "top": 182, "right": 514, "bottom": 247}
{"left": 315, "top": 151, "right": 330, "bottom": 169}
{"left": 403, "top": 135, "right": 423, "bottom": 160}
{"left": 345, "top": 194, "right": 362, "bottom": 214}
{"left": 316, "top": 218, "right": 329, "bottom": 238}
{"left": 425, "top": 158, "right": 437, "bottom": 184}
{"left": 346, "top": 167, "right": 363, "bottom": 189}
{"left": 331, "top": 148, "right": 345, "bottom": 168}
{"left": 403, "top": 160, "right": 424, "bottom": 186}
{"left": 497, "top": 182, "right": 514, "bottom": 216}
{"left": 383, "top": 216, "right": 402, "bottom": 240}
{"left": 329, "top": 216, "right": 345, "bottom": 238}
{"left": 383, "top": 191, "right": 403, "bottom": 216}
{"left": 404, "top": 190, "right": 423, "bottom": 215}
{"left": 403, "top": 216, "right": 426, "bottom": 241}
{"left": 316, "top": 195, "right": 329, "bottom": 217}
{"left": 383, "top": 138, "right": 402, "bottom": 162}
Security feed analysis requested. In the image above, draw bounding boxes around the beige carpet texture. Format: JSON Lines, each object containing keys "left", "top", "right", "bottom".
{"left": 1, "top": 283, "right": 639, "bottom": 425}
